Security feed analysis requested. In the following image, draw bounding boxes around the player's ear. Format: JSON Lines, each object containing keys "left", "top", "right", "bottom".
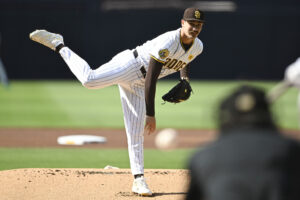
{"left": 181, "top": 19, "right": 185, "bottom": 27}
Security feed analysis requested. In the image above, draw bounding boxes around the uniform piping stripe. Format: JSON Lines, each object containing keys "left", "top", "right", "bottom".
{"left": 150, "top": 55, "right": 165, "bottom": 64}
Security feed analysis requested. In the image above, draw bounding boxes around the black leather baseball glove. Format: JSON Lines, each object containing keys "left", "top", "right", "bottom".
{"left": 162, "top": 79, "right": 193, "bottom": 103}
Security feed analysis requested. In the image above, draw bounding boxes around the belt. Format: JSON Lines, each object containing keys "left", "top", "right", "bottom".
{"left": 133, "top": 49, "right": 146, "bottom": 78}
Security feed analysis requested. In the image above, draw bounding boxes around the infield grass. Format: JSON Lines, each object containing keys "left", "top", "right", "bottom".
{"left": 0, "top": 80, "right": 299, "bottom": 171}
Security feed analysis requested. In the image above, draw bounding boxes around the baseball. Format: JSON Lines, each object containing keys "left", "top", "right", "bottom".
{"left": 155, "top": 128, "right": 178, "bottom": 150}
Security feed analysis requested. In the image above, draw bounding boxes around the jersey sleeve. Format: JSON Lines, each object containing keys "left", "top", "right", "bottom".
{"left": 148, "top": 32, "right": 176, "bottom": 64}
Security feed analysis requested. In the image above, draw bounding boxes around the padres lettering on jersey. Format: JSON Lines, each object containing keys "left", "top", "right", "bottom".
{"left": 163, "top": 58, "right": 187, "bottom": 71}
{"left": 136, "top": 28, "right": 203, "bottom": 79}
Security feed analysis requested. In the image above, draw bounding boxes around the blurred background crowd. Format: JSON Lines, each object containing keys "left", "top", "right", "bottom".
{"left": 0, "top": 0, "right": 299, "bottom": 80}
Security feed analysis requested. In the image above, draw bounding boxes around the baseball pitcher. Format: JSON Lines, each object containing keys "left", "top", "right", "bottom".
{"left": 29, "top": 7, "right": 205, "bottom": 196}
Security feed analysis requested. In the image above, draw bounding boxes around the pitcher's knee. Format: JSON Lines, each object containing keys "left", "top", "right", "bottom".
{"left": 81, "top": 79, "right": 98, "bottom": 89}
{"left": 82, "top": 79, "right": 109, "bottom": 89}
{"left": 82, "top": 80, "right": 92, "bottom": 89}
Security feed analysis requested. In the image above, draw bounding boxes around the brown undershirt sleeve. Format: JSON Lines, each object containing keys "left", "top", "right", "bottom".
{"left": 180, "top": 64, "right": 190, "bottom": 80}
{"left": 145, "top": 57, "right": 163, "bottom": 117}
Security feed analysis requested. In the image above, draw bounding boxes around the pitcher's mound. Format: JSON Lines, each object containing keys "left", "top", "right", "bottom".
{"left": 0, "top": 168, "right": 189, "bottom": 200}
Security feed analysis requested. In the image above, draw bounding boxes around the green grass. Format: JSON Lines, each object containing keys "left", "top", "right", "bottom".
{"left": 0, "top": 148, "right": 194, "bottom": 171}
{"left": 0, "top": 80, "right": 299, "bottom": 171}
{"left": 0, "top": 80, "right": 299, "bottom": 129}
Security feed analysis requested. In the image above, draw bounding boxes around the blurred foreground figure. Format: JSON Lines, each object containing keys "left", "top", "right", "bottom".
{"left": 0, "top": 58, "right": 9, "bottom": 88}
{"left": 0, "top": 33, "right": 9, "bottom": 88}
{"left": 285, "top": 57, "right": 300, "bottom": 87}
{"left": 285, "top": 57, "right": 300, "bottom": 126}
{"left": 186, "top": 85, "right": 300, "bottom": 200}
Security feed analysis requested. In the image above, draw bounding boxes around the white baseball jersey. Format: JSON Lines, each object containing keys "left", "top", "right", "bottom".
{"left": 136, "top": 28, "right": 203, "bottom": 79}
{"left": 59, "top": 28, "right": 203, "bottom": 175}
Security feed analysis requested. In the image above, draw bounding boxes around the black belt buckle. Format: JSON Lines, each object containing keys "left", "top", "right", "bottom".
{"left": 133, "top": 49, "right": 146, "bottom": 78}
{"left": 133, "top": 49, "right": 138, "bottom": 58}
{"left": 140, "top": 66, "right": 146, "bottom": 78}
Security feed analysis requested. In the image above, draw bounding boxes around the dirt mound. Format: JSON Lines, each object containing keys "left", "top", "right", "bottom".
{"left": 0, "top": 168, "right": 189, "bottom": 200}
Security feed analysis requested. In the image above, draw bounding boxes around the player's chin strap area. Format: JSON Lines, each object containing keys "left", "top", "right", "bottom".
{"left": 133, "top": 49, "right": 147, "bottom": 78}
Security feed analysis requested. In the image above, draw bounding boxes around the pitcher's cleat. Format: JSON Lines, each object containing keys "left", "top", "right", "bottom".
{"left": 132, "top": 176, "right": 152, "bottom": 196}
{"left": 29, "top": 30, "right": 64, "bottom": 51}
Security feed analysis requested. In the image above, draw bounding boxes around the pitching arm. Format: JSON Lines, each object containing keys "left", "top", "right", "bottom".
{"left": 145, "top": 58, "right": 163, "bottom": 117}
{"left": 144, "top": 57, "right": 163, "bottom": 135}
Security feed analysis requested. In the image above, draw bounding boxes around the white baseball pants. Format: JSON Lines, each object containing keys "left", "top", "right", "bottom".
{"left": 59, "top": 47, "right": 146, "bottom": 175}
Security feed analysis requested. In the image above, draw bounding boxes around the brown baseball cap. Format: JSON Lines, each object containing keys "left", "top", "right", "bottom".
{"left": 183, "top": 7, "right": 205, "bottom": 22}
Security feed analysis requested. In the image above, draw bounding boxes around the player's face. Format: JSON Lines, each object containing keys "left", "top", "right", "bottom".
{"left": 181, "top": 20, "right": 204, "bottom": 39}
